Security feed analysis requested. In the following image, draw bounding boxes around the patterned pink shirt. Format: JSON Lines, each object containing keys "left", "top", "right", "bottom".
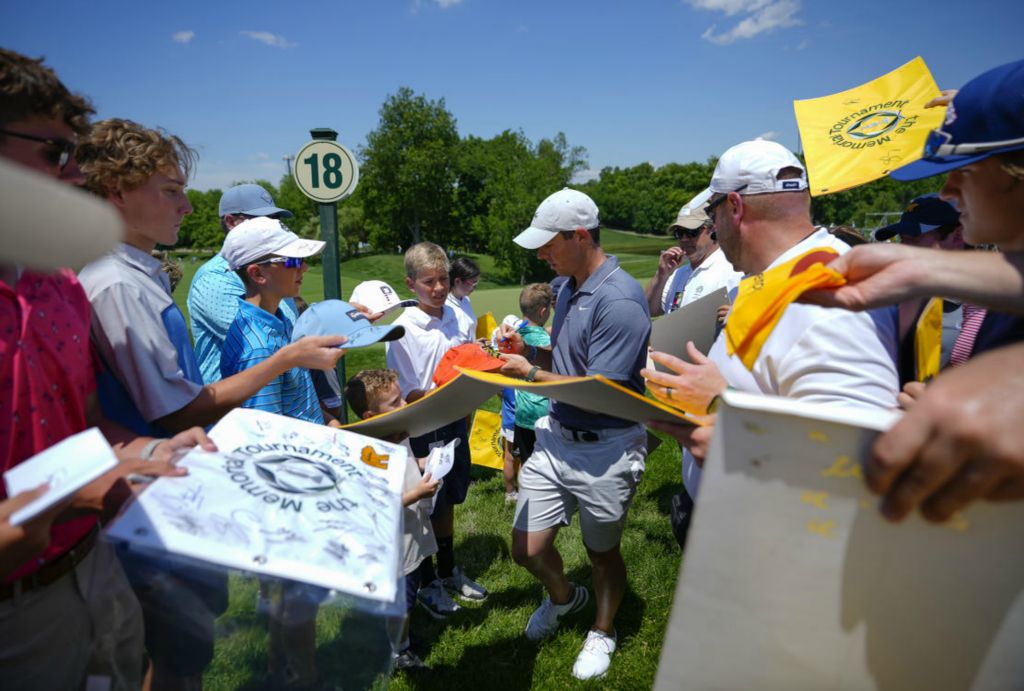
{"left": 1, "top": 269, "right": 98, "bottom": 581}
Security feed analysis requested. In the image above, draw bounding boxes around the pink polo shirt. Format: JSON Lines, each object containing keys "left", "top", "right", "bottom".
{"left": 1, "top": 268, "right": 98, "bottom": 581}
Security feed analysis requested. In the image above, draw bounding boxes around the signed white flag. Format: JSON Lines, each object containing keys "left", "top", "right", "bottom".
{"left": 105, "top": 408, "right": 407, "bottom": 604}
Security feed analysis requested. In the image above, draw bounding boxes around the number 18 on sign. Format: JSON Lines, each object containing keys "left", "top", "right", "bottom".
{"left": 293, "top": 140, "right": 359, "bottom": 203}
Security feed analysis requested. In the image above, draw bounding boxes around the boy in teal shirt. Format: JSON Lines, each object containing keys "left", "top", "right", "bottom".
{"left": 512, "top": 283, "right": 554, "bottom": 463}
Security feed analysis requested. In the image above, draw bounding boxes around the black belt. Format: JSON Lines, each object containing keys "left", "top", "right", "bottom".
{"left": 558, "top": 423, "right": 601, "bottom": 443}
{"left": 0, "top": 525, "right": 99, "bottom": 601}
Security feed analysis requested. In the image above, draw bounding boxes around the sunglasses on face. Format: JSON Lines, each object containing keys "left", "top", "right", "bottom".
{"left": 259, "top": 257, "right": 306, "bottom": 269}
{"left": 0, "top": 128, "right": 76, "bottom": 171}
{"left": 673, "top": 225, "right": 709, "bottom": 240}
{"left": 705, "top": 184, "right": 749, "bottom": 222}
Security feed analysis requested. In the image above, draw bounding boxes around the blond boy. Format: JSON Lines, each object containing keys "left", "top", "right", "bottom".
{"left": 385, "top": 242, "right": 487, "bottom": 617}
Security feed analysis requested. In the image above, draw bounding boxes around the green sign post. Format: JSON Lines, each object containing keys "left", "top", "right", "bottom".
{"left": 293, "top": 128, "right": 361, "bottom": 422}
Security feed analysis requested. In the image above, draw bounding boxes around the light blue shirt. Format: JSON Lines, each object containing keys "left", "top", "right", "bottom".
{"left": 220, "top": 300, "right": 321, "bottom": 424}
{"left": 188, "top": 253, "right": 297, "bottom": 384}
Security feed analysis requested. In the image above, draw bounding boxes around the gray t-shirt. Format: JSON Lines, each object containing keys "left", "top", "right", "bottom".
{"left": 550, "top": 255, "right": 651, "bottom": 430}
{"left": 79, "top": 243, "right": 203, "bottom": 434}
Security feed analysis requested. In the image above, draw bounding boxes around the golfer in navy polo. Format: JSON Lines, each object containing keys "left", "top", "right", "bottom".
{"left": 498, "top": 188, "right": 651, "bottom": 681}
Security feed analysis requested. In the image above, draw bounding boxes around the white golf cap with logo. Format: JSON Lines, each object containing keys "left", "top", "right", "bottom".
{"left": 221, "top": 217, "right": 325, "bottom": 270}
{"left": 514, "top": 188, "right": 600, "bottom": 250}
{"left": 669, "top": 188, "right": 713, "bottom": 232}
{"left": 709, "top": 139, "right": 808, "bottom": 195}
{"left": 349, "top": 280, "right": 418, "bottom": 315}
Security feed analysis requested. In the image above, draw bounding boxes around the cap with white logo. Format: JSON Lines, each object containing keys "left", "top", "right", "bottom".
{"left": 348, "top": 280, "right": 418, "bottom": 315}
{"left": 221, "top": 217, "right": 325, "bottom": 270}
{"left": 218, "top": 183, "right": 292, "bottom": 218}
{"left": 514, "top": 188, "right": 600, "bottom": 250}
{"left": 709, "top": 140, "right": 808, "bottom": 196}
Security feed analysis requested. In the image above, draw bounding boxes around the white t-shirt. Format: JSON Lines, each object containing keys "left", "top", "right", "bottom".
{"left": 400, "top": 440, "right": 437, "bottom": 576}
{"left": 445, "top": 293, "right": 477, "bottom": 344}
{"left": 385, "top": 305, "right": 462, "bottom": 397}
{"left": 660, "top": 248, "right": 742, "bottom": 314}
{"left": 682, "top": 228, "right": 899, "bottom": 497}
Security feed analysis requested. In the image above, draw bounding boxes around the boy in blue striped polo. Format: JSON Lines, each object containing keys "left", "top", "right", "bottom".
{"left": 218, "top": 216, "right": 329, "bottom": 689}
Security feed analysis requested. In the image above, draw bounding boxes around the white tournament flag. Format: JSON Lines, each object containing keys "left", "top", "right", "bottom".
{"left": 105, "top": 408, "right": 407, "bottom": 603}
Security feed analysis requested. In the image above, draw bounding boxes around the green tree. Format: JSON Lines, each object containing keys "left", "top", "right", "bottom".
{"left": 811, "top": 174, "right": 944, "bottom": 230}
{"left": 179, "top": 188, "right": 222, "bottom": 249}
{"left": 360, "top": 87, "right": 461, "bottom": 252}
{"left": 455, "top": 130, "right": 588, "bottom": 282}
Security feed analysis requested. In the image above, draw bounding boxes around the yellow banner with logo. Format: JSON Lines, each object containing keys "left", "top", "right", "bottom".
{"left": 469, "top": 408, "right": 505, "bottom": 470}
{"left": 793, "top": 56, "right": 944, "bottom": 196}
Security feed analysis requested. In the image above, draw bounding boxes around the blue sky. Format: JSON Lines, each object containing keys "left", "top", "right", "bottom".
{"left": 3, "top": 0, "right": 1021, "bottom": 190}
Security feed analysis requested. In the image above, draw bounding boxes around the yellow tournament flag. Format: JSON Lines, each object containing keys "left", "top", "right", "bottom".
{"left": 914, "top": 297, "right": 943, "bottom": 382}
{"left": 726, "top": 247, "right": 846, "bottom": 370}
{"left": 793, "top": 56, "right": 945, "bottom": 196}
{"left": 468, "top": 408, "right": 505, "bottom": 470}
{"left": 475, "top": 311, "right": 498, "bottom": 341}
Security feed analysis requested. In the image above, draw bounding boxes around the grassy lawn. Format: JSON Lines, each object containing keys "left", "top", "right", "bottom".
{"left": 167, "top": 229, "right": 682, "bottom": 689}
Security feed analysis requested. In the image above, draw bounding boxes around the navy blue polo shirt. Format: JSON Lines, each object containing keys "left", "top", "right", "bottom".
{"left": 550, "top": 255, "right": 651, "bottom": 430}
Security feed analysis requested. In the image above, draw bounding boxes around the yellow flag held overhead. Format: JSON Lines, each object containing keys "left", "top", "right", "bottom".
{"left": 475, "top": 311, "right": 498, "bottom": 341}
{"left": 468, "top": 409, "right": 505, "bottom": 470}
{"left": 793, "top": 56, "right": 945, "bottom": 196}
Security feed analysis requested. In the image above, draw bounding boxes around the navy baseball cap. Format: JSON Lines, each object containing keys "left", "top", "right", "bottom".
{"left": 872, "top": 194, "right": 960, "bottom": 241}
{"left": 892, "top": 59, "right": 1024, "bottom": 181}
{"left": 291, "top": 300, "right": 405, "bottom": 348}
{"left": 219, "top": 183, "right": 293, "bottom": 218}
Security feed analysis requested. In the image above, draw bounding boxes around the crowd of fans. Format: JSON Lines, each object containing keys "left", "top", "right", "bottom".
{"left": 2, "top": 45, "right": 1022, "bottom": 688}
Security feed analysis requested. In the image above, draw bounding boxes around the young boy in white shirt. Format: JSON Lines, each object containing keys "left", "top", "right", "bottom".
{"left": 385, "top": 242, "right": 488, "bottom": 618}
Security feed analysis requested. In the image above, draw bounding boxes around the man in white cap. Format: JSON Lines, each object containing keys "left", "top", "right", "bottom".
{"left": 498, "top": 188, "right": 651, "bottom": 680}
{"left": 645, "top": 189, "right": 741, "bottom": 317}
{"left": 644, "top": 140, "right": 899, "bottom": 499}
{"left": 188, "top": 183, "right": 296, "bottom": 384}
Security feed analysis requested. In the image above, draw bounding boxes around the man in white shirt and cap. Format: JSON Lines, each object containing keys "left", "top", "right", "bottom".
{"left": 645, "top": 189, "right": 741, "bottom": 317}
{"left": 645, "top": 140, "right": 899, "bottom": 501}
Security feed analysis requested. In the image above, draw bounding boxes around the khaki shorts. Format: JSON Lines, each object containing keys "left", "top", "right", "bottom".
{"left": 0, "top": 540, "right": 143, "bottom": 690}
{"left": 513, "top": 416, "right": 647, "bottom": 553}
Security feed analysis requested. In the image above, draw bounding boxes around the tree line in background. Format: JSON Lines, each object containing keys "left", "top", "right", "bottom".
{"left": 178, "top": 86, "right": 943, "bottom": 282}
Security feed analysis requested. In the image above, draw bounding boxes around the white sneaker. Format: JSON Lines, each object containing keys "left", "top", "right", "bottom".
{"left": 524, "top": 583, "right": 589, "bottom": 641}
{"left": 443, "top": 566, "right": 488, "bottom": 601}
{"left": 417, "top": 579, "right": 461, "bottom": 619}
{"left": 572, "top": 629, "right": 617, "bottom": 680}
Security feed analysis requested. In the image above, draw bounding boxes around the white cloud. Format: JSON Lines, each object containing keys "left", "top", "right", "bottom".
{"left": 687, "top": 0, "right": 771, "bottom": 17}
{"left": 691, "top": 0, "right": 802, "bottom": 45}
{"left": 795, "top": 38, "right": 809, "bottom": 50}
{"left": 756, "top": 130, "right": 780, "bottom": 141}
{"left": 171, "top": 30, "right": 195, "bottom": 44}
{"left": 240, "top": 31, "right": 296, "bottom": 49}
{"left": 434, "top": 0, "right": 464, "bottom": 7}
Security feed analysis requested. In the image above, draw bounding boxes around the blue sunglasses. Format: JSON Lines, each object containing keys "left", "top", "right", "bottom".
{"left": 259, "top": 257, "right": 306, "bottom": 269}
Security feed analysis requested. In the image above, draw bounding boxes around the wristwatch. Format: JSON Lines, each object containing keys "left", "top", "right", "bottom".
{"left": 526, "top": 365, "right": 541, "bottom": 382}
